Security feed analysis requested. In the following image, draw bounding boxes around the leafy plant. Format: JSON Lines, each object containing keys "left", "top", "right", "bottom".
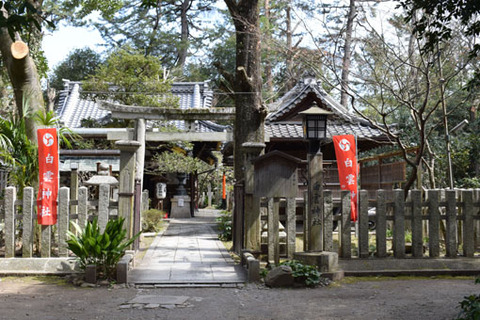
{"left": 154, "top": 151, "right": 211, "bottom": 174}
{"left": 216, "top": 210, "right": 232, "bottom": 241}
{"left": 66, "top": 217, "right": 141, "bottom": 280}
{"left": 142, "top": 209, "right": 165, "bottom": 233}
{"left": 455, "top": 278, "right": 480, "bottom": 320}
{"left": 82, "top": 47, "right": 178, "bottom": 108}
{"left": 0, "top": 101, "right": 38, "bottom": 192}
{"left": 280, "top": 260, "right": 320, "bottom": 287}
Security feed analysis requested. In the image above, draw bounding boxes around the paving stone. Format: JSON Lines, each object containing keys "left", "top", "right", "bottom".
{"left": 160, "top": 305, "right": 176, "bottom": 310}
{"left": 129, "top": 209, "right": 247, "bottom": 286}
{"left": 129, "top": 295, "right": 190, "bottom": 305}
{"left": 118, "top": 305, "right": 132, "bottom": 310}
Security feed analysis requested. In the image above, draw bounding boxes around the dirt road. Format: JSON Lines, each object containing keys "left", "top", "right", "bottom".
{"left": 0, "top": 276, "right": 476, "bottom": 320}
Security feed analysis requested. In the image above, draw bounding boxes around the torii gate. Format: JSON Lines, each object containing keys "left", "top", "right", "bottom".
{"left": 98, "top": 101, "right": 235, "bottom": 245}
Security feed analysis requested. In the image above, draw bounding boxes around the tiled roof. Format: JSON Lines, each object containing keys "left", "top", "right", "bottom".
{"left": 55, "top": 80, "right": 225, "bottom": 132}
{"left": 266, "top": 75, "right": 388, "bottom": 140}
{"left": 56, "top": 83, "right": 110, "bottom": 128}
{"left": 267, "top": 76, "right": 353, "bottom": 123}
{"left": 266, "top": 121, "right": 386, "bottom": 140}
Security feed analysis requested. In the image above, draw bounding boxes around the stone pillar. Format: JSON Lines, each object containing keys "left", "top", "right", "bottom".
{"left": 207, "top": 183, "right": 213, "bottom": 207}
{"left": 5, "top": 186, "right": 15, "bottom": 258}
{"left": 170, "top": 195, "right": 191, "bottom": 218}
{"left": 22, "top": 187, "right": 34, "bottom": 258}
{"left": 116, "top": 140, "right": 140, "bottom": 239}
{"left": 134, "top": 119, "right": 146, "bottom": 248}
{"left": 134, "top": 118, "right": 146, "bottom": 189}
{"left": 241, "top": 142, "right": 265, "bottom": 254}
{"left": 58, "top": 187, "right": 70, "bottom": 257}
{"left": 70, "top": 163, "right": 79, "bottom": 220}
{"left": 308, "top": 148, "right": 324, "bottom": 252}
{"left": 98, "top": 184, "right": 110, "bottom": 232}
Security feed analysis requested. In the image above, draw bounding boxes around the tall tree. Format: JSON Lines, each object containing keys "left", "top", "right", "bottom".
{"left": 352, "top": 14, "right": 477, "bottom": 191}
{"left": 221, "top": 0, "right": 266, "bottom": 182}
{"left": 53, "top": 0, "right": 216, "bottom": 73}
{"left": 82, "top": 47, "right": 177, "bottom": 108}
{"left": 0, "top": 0, "right": 47, "bottom": 142}
{"left": 339, "top": 0, "right": 355, "bottom": 107}
{"left": 49, "top": 47, "right": 102, "bottom": 91}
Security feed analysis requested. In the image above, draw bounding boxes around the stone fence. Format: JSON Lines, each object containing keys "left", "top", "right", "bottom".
{"left": 0, "top": 185, "right": 148, "bottom": 259}
{"left": 264, "top": 188, "right": 480, "bottom": 263}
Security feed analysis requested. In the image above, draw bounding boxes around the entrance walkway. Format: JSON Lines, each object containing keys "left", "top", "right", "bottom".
{"left": 129, "top": 209, "right": 246, "bottom": 286}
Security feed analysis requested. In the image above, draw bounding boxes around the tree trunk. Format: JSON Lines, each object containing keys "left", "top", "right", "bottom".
{"left": 285, "top": 3, "right": 294, "bottom": 92}
{"left": 0, "top": 30, "right": 44, "bottom": 143}
{"left": 340, "top": 0, "right": 356, "bottom": 107}
{"left": 264, "top": 0, "right": 274, "bottom": 99}
{"left": 225, "top": 0, "right": 267, "bottom": 182}
{"left": 177, "top": 0, "right": 191, "bottom": 71}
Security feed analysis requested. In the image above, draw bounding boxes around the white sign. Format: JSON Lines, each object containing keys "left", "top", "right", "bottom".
{"left": 178, "top": 198, "right": 184, "bottom": 207}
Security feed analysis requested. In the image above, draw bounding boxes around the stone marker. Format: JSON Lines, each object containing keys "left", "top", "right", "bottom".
{"left": 265, "top": 265, "right": 294, "bottom": 287}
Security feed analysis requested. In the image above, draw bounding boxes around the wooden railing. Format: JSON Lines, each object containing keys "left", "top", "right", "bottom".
{"left": 262, "top": 188, "right": 480, "bottom": 261}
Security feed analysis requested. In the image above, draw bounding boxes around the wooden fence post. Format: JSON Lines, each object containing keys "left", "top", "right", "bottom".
{"left": 323, "top": 190, "right": 333, "bottom": 252}
{"left": 411, "top": 190, "right": 423, "bottom": 257}
{"left": 22, "top": 187, "right": 34, "bottom": 258}
{"left": 462, "top": 189, "right": 474, "bottom": 257}
{"left": 340, "top": 190, "right": 351, "bottom": 259}
{"left": 376, "top": 190, "right": 387, "bottom": 258}
{"left": 5, "top": 186, "right": 16, "bottom": 258}
{"left": 445, "top": 189, "right": 457, "bottom": 258}
{"left": 393, "top": 189, "right": 405, "bottom": 258}
{"left": 58, "top": 187, "right": 70, "bottom": 257}
{"left": 358, "top": 190, "right": 369, "bottom": 258}
{"left": 427, "top": 189, "right": 440, "bottom": 258}
{"left": 474, "top": 189, "right": 480, "bottom": 249}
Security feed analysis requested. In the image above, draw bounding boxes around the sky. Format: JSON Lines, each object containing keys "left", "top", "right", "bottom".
{"left": 41, "top": 1, "right": 400, "bottom": 73}
{"left": 42, "top": 22, "right": 105, "bottom": 70}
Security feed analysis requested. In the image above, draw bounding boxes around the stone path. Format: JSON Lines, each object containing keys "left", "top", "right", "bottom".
{"left": 129, "top": 209, "right": 246, "bottom": 287}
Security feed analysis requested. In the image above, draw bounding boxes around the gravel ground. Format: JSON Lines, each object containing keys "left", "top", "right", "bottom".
{"left": 0, "top": 276, "right": 477, "bottom": 320}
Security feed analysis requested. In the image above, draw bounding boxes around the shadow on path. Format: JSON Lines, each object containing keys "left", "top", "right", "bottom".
{"left": 129, "top": 209, "right": 246, "bottom": 286}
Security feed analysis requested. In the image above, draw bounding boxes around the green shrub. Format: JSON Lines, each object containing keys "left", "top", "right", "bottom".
{"left": 455, "top": 278, "right": 480, "bottom": 320}
{"left": 142, "top": 209, "right": 165, "bottom": 232}
{"left": 216, "top": 210, "right": 232, "bottom": 241}
{"left": 280, "top": 260, "right": 320, "bottom": 287}
{"left": 67, "top": 217, "right": 141, "bottom": 280}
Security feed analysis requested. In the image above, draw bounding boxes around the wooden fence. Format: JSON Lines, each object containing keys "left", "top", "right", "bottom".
{"left": 262, "top": 188, "right": 480, "bottom": 262}
{"left": 1, "top": 185, "right": 148, "bottom": 259}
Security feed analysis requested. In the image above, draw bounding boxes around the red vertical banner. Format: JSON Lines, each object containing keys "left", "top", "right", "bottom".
{"left": 333, "top": 135, "right": 358, "bottom": 221}
{"left": 222, "top": 173, "right": 226, "bottom": 200}
{"left": 37, "top": 128, "right": 59, "bottom": 225}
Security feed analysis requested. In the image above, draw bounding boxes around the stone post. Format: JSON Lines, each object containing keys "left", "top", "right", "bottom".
{"left": 308, "top": 147, "right": 324, "bottom": 252}
{"left": 116, "top": 140, "right": 140, "bottom": 240}
{"left": 134, "top": 119, "right": 146, "bottom": 244}
{"left": 58, "top": 187, "right": 70, "bottom": 257}
{"left": 241, "top": 142, "right": 265, "bottom": 254}
{"left": 22, "top": 187, "right": 34, "bottom": 258}
{"left": 5, "top": 186, "right": 15, "bottom": 258}
{"left": 134, "top": 119, "right": 146, "bottom": 190}
{"left": 70, "top": 163, "right": 79, "bottom": 220}
{"left": 98, "top": 184, "right": 110, "bottom": 232}
{"left": 207, "top": 183, "right": 213, "bottom": 207}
